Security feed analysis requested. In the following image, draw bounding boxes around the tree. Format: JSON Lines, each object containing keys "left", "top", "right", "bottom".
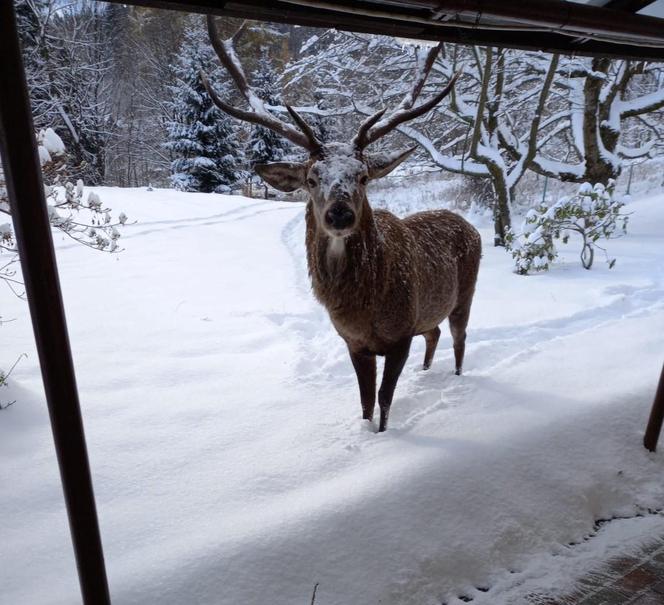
{"left": 165, "top": 20, "right": 241, "bottom": 193}
{"left": 501, "top": 57, "right": 664, "bottom": 186}
{"left": 16, "top": 0, "right": 114, "bottom": 184}
{"left": 102, "top": 5, "right": 188, "bottom": 187}
{"left": 285, "top": 33, "right": 560, "bottom": 245}
{"left": 246, "top": 47, "right": 292, "bottom": 166}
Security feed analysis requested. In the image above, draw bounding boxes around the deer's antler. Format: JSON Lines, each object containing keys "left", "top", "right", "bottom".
{"left": 354, "top": 43, "right": 460, "bottom": 150}
{"left": 202, "top": 16, "right": 322, "bottom": 155}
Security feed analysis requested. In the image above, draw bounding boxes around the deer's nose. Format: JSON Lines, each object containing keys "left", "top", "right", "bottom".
{"left": 325, "top": 203, "right": 355, "bottom": 230}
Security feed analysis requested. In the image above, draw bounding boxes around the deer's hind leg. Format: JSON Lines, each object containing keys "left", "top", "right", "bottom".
{"left": 422, "top": 326, "right": 441, "bottom": 370}
{"left": 448, "top": 300, "right": 472, "bottom": 376}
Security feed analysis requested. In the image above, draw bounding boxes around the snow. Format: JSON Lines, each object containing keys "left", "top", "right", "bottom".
{"left": 40, "top": 127, "right": 66, "bottom": 156}
{"left": 1, "top": 186, "right": 664, "bottom": 605}
{"left": 37, "top": 128, "right": 66, "bottom": 166}
{"left": 37, "top": 145, "right": 52, "bottom": 166}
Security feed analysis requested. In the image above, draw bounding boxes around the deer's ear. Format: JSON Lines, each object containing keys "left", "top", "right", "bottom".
{"left": 366, "top": 147, "right": 417, "bottom": 179}
{"left": 254, "top": 162, "right": 307, "bottom": 192}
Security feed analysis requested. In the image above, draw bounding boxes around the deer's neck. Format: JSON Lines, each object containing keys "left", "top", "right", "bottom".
{"left": 305, "top": 198, "right": 381, "bottom": 307}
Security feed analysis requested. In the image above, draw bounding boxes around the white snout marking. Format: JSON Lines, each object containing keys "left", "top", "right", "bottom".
{"left": 327, "top": 236, "right": 346, "bottom": 259}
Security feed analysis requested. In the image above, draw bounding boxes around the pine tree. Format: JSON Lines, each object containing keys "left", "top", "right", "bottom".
{"left": 165, "top": 21, "right": 240, "bottom": 193}
{"left": 246, "top": 47, "right": 291, "bottom": 167}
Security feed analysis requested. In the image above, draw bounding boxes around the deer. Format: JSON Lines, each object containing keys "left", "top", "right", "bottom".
{"left": 202, "top": 17, "right": 481, "bottom": 432}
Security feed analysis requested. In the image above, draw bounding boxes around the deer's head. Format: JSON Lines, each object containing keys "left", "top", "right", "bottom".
{"left": 202, "top": 16, "right": 458, "bottom": 238}
{"left": 255, "top": 141, "right": 416, "bottom": 237}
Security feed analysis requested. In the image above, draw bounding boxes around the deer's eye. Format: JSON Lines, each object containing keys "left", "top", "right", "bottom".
{"left": 360, "top": 175, "right": 369, "bottom": 186}
{"left": 307, "top": 178, "right": 317, "bottom": 188}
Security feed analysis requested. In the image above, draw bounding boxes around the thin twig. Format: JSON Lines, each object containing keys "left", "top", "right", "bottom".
{"left": 310, "top": 583, "right": 319, "bottom": 605}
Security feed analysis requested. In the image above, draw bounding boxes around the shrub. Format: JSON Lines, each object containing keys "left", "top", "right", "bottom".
{"left": 506, "top": 180, "right": 628, "bottom": 274}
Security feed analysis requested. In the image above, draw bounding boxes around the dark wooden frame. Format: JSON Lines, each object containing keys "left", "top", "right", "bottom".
{"left": 0, "top": 3, "right": 111, "bottom": 603}
{"left": 109, "top": 0, "right": 664, "bottom": 61}
{"left": 1, "top": 1, "right": 663, "bottom": 603}
{"left": 644, "top": 365, "right": 664, "bottom": 452}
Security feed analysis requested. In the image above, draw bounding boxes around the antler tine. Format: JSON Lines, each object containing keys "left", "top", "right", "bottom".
{"left": 407, "top": 42, "right": 444, "bottom": 110}
{"left": 204, "top": 15, "right": 320, "bottom": 153}
{"left": 206, "top": 16, "right": 251, "bottom": 105}
{"left": 286, "top": 105, "right": 322, "bottom": 153}
{"left": 355, "top": 42, "right": 458, "bottom": 149}
{"left": 364, "top": 70, "right": 461, "bottom": 147}
{"left": 352, "top": 107, "right": 387, "bottom": 151}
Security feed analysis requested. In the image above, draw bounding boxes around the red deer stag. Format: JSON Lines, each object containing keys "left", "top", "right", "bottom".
{"left": 202, "top": 17, "right": 481, "bottom": 431}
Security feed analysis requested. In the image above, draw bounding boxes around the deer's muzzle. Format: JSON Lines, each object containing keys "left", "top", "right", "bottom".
{"left": 325, "top": 203, "right": 355, "bottom": 231}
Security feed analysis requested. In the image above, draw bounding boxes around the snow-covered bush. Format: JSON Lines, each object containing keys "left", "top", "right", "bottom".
{"left": 1, "top": 128, "right": 127, "bottom": 295}
{"left": 506, "top": 180, "right": 629, "bottom": 274}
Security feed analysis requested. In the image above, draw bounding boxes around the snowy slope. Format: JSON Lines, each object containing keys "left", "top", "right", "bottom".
{"left": 1, "top": 188, "right": 663, "bottom": 605}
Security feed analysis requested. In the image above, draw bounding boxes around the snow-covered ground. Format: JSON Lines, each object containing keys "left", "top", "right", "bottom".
{"left": 1, "top": 186, "right": 663, "bottom": 605}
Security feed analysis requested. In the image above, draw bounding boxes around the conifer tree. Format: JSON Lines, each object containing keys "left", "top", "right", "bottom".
{"left": 165, "top": 21, "right": 241, "bottom": 193}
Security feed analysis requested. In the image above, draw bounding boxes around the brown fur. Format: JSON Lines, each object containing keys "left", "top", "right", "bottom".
{"left": 255, "top": 146, "right": 481, "bottom": 431}
{"left": 306, "top": 200, "right": 481, "bottom": 357}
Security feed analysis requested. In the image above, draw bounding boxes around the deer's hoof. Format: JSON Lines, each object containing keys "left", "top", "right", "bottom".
{"left": 455, "top": 368, "right": 462, "bottom": 376}
{"left": 422, "top": 362, "right": 431, "bottom": 371}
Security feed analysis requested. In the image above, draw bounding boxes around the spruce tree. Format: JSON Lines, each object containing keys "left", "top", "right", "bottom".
{"left": 165, "top": 21, "right": 240, "bottom": 193}
{"left": 246, "top": 47, "right": 291, "bottom": 167}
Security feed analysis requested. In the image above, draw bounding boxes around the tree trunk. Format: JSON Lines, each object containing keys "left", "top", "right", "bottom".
{"left": 489, "top": 166, "right": 512, "bottom": 247}
{"left": 582, "top": 58, "right": 621, "bottom": 187}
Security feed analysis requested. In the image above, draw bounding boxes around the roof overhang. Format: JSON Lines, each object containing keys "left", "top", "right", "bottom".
{"left": 109, "top": 0, "right": 664, "bottom": 60}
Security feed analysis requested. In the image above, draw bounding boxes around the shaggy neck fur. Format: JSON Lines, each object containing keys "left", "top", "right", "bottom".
{"left": 305, "top": 198, "right": 381, "bottom": 311}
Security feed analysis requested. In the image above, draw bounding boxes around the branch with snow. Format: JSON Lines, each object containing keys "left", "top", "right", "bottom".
{"left": 1, "top": 128, "right": 128, "bottom": 296}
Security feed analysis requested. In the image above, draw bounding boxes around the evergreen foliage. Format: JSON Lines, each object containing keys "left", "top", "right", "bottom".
{"left": 165, "top": 21, "right": 241, "bottom": 193}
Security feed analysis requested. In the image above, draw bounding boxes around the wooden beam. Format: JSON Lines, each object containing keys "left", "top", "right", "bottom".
{"left": 598, "top": 0, "right": 658, "bottom": 13}
{"left": 423, "top": 0, "right": 664, "bottom": 44}
{"left": 0, "top": 3, "right": 111, "bottom": 604}
{"left": 644, "top": 364, "right": 664, "bottom": 452}
{"left": 105, "top": 0, "right": 664, "bottom": 61}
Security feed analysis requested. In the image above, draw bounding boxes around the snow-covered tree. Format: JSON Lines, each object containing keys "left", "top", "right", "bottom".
{"left": 102, "top": 5, "right": 189, "bottom": 187}
{"left": 285, "top": 34, "right": 560, "bottom": 245}
{"left": 285, "top": 31, "right": 664, "bottom": 246}
{"left": 504, "top": 57, "right": 664, "bottom": 186}
{"left": 246, "top": 47, "right": 291, "bottom": 166}
{"left": 165, "top": 21, "right": 241, "bottom": 193}
{"left": 18, "top": 1, "right": 115, "bottom": 184}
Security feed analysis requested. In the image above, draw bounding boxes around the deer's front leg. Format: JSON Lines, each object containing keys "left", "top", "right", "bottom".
{"left": 378, "top": 338, "right": 412, "bottom": 432}
{"left": 348, "top": 346, "right": 377, "bottom": 421}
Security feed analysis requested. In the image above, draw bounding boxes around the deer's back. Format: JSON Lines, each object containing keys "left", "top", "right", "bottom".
{"left": 377, "top": 209, "right": 481, "bottom": 335}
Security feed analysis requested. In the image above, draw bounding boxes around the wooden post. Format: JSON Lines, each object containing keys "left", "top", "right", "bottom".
{"left": 644, "top": 364, "right": 664, "bottom": 452}
{"left": 0, "top": 3, "right": 111, "bottom": 603}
